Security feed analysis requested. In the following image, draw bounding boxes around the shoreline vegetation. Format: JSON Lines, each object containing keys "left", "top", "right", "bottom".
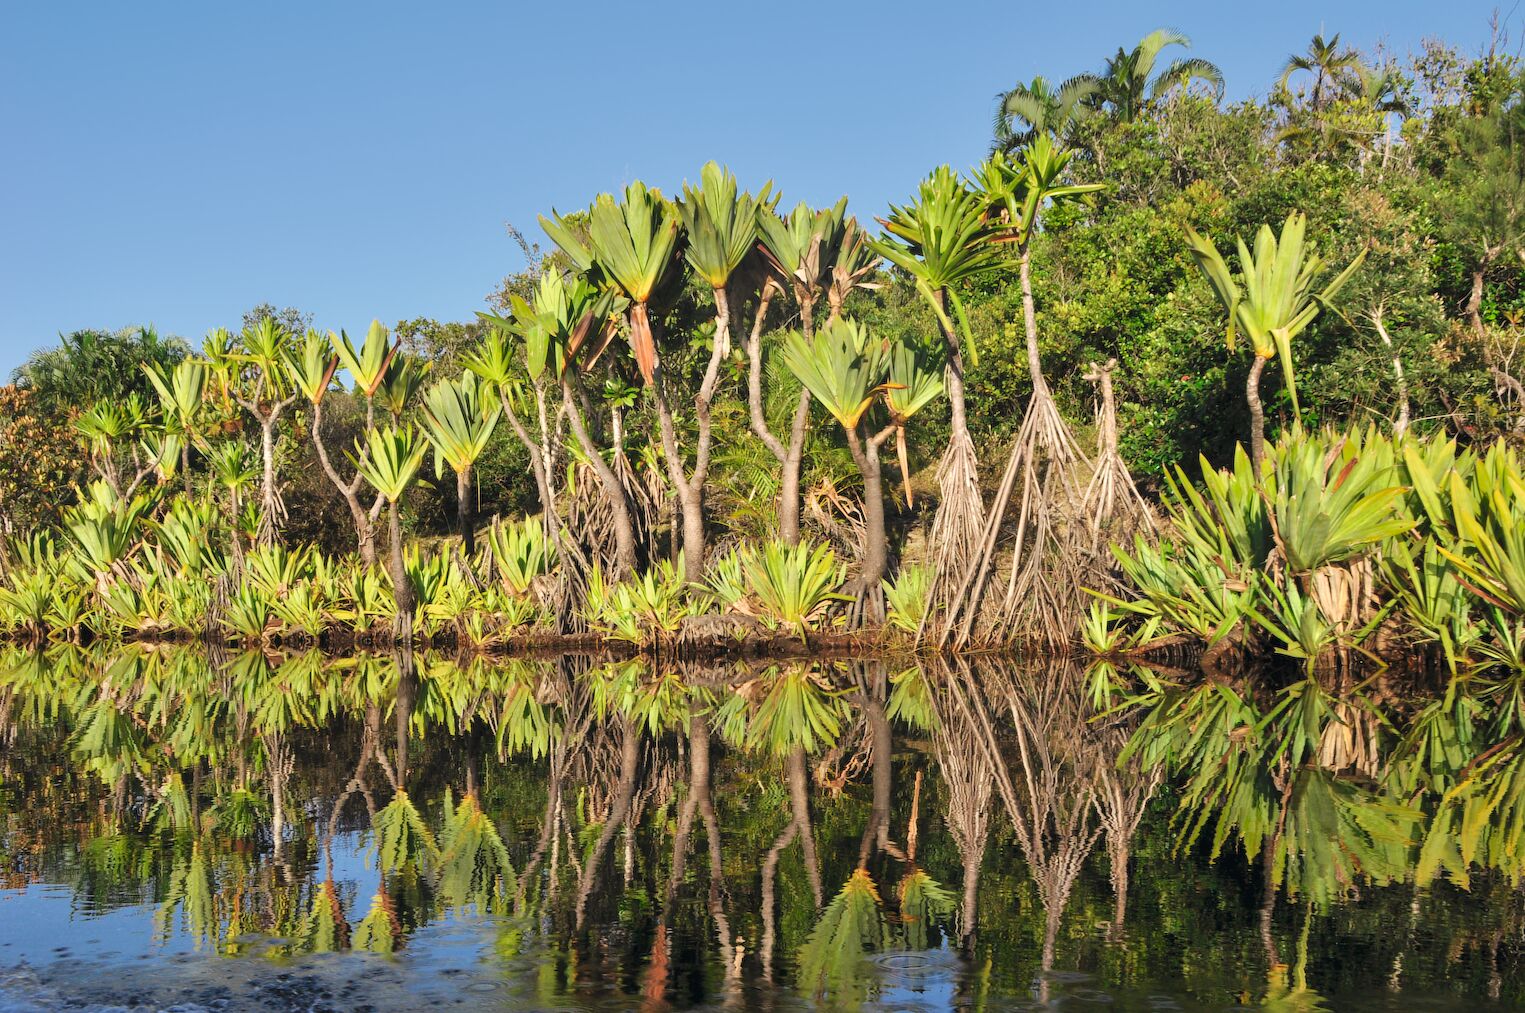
{"left": 5, "top": 27, "right": 1525, "bottom": 675}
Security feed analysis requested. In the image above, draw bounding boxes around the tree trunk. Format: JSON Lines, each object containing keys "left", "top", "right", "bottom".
{"left": 1468, "top": 264, "right": 1488, "bottom": 341}
{"left": 845, "top": 427, "right": 888, "bottom": 626}
{"left": 562, "top": 376, "right": 636, "bottom": 575}
{"left": 259, "top": 415, "right": 280, "bottom": 545}
{"left": 746, "top": 284, "right": 811, "bottom": 545}
{"left": 1247, "top": 355, "right": 1268, "bottom": 472}
{"left": 1019, "top": 245, "right": 1048, "bottom": 395}
{"left": 653, "top": 313, "right": 728, "bottom": 584}
{"left": 787, "top": 745, "right": 822, "bottom": 907}
{"left": 311, "top": 400, "right": 377, "bottom": 566}
{"left": 456, "top": 465, "right": 474, "bottom": 557}
{"left": 387, "top": 501, "right": 415, "bottom": 641}
{"left": 500, "top": 387, "right": 556, "bottom": 536}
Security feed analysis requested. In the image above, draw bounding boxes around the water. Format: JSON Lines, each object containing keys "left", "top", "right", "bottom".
{"left": 0, "top": 646, "right": 1519, "bottom": 1011}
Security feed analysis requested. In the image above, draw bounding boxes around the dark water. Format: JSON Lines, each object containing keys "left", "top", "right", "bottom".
{"left": 0, "top": 647, "right": 1519, "bottom": 1011}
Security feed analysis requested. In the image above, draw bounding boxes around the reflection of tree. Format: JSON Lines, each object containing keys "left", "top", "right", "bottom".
{"left": 927, "top": 660, "right": 993, "bottom": 946}
{"left": 942, "top": 657, "right": 1103, "bottom": 974}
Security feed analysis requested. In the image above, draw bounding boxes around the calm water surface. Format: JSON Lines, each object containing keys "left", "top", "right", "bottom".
{"left": 0, "top": 647, "right": 1518, "bottom": 1011}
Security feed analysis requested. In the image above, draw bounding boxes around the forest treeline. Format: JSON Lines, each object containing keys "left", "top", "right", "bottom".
{"left": 3, "top": 26, "right": 1525, "bottom": 651}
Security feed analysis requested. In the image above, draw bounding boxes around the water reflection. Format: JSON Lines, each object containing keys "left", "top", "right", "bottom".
{"left": 0, "top": 646, "right": 1520, "bottom": 1010}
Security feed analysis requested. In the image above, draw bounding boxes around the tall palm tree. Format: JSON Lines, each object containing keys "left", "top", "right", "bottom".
{"left": 1185, "top": 212, "right": 1365, "bottom": 470}
{"left": 1279, "top": 33, "right": 1361, "bottom": 112}
{"left": 992, "top": 75, "right": 1099, "bottom": 153}
{"left": 1092, "top": 29, "right": 1223, "bottom": 121}
{"left": 418, "top": 372, "right": 501, "bottom": 556}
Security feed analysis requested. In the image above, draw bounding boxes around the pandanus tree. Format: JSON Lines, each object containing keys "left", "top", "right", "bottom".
{"left": 781, "top": 319, "right": 942, "bottom": 625}
{"left": 418, "top": 372, "right": 500, "bottom": 556}
{"left": 547, "top": 178, "right": 741, "bottom": 582}
{"left": 296, "top": 320, "right": 399, "bottom": 566}
{"left": 475, "top": 271, "right": 636, "bottom": 573}
{"left": 937, "top": 139, "right": 1105, "bottom": 647}
{"left": 872, "top": 167, "right": 1002, "bottom": 581}
{"left": 227, "top": 318, "right": 299, "bottom": 545}
{"left": 649, "top": 162, "right": 773, "bottom": 581}
{"left": 1185, "top": 212, "right": 1365, "bottom": 471}
{"left": 752, "top": 199, "right": 879, "bottom": 544}
{"left": 142, "top": 358, "right": 207, "bottom": 495}
{"left": 353, "top": 424, "right": 428, "bottom": 637}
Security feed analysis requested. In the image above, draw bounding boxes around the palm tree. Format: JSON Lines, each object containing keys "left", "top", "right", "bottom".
{"left": 1091, "top": 29, "right": 1223, "bottom": 121}
{"left": 352, "top": 424, "right": 428, "bottom": 636}
{"left": 1185, "top": 212, "right": 1366, "bottom": 470}
{"left": 992, "top": 75, "right": 1099, "bottom": 153}
{"left": 871, "top": 167, "right": 1002, "bottom": 580}
{"left": 1279, "top": 33, "right": 1360, "bottom": 111}
{"left": 418, "top": 372, "right": 501, "bottom": 556}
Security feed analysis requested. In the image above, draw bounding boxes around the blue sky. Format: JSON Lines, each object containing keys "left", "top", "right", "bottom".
{"left": 0, "top": 1, "right": 1508, "bottom": 375}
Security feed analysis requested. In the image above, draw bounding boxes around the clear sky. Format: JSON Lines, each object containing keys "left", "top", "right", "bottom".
{"left": 0, "top": 1, "right": 1510, "bottom": 375}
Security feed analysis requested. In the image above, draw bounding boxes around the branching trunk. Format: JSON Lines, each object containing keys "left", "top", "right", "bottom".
{"left": 652, "top": 288, "right": 731, "bottom": 583}
{"left": 746, "top": 284, "right": 811, "bottom": 544}
{"left": 311, "top": 399, "right": 378, "bottom": 566}
{"left": 499, "top": 386, "right": 557, "bottom": 537}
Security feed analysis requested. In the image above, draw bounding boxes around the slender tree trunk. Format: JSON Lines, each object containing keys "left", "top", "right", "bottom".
{"left": 1247, "top": 355, "right": 1269, "bottom": 472}
{"left": 456, "top": 465, "right": 474, "bottom": 556}
{"left": 259, "top": 415, "right": 280, "bottom": 545}
{"left": 652, "top": 295, "right": 729, "bottom": 584}
{"left": 387, "top": 501, "right": 414, "bottom": 641}
{"left": 1019, "top": 245, "right": 1048, "bottom": 396}
{"left": 499, "top": 387, "right": 556, "bottom": 535}
{"left": 1468, "top": 265, "right": 1488, "bottom": 341}
{"left": 561, "top": 376, "right": 636, "bottom": 575}
{"left": 787, "top": 745, "right": 822, "bottom": 907}
{"left": 845, "top": 427, "right": 889, "bottom": 625}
